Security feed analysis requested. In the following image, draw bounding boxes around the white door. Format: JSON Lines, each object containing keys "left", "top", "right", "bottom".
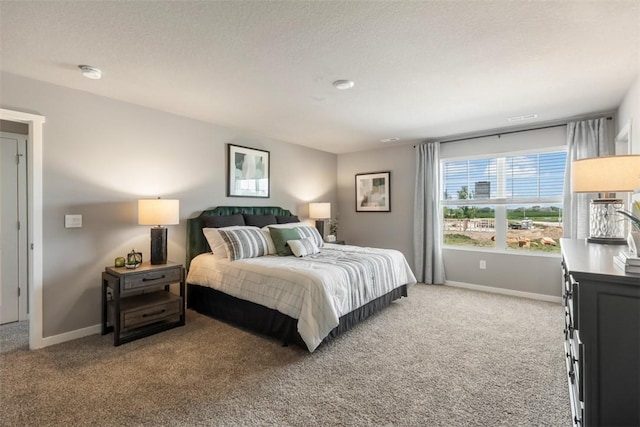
{"left": 0, "top": 132, "right": 28, "bottom": 324}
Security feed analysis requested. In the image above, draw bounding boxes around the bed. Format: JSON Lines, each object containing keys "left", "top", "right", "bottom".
{"left": 185, "top": 206, "right": 416, "bottom": 352}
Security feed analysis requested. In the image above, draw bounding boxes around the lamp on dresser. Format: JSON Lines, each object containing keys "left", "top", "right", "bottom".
{"left": 138, "top": 198, "right": 179, "bottom": 264}
{"left": 309, "top": 202, "right": 331, "bottom": 238}
{"left": 571, "top": 154, "right": 640, "bottom": 244}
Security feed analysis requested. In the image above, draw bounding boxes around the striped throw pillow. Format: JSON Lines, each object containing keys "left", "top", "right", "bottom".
{"left": 294, "top": 226, "right": 324, "bottom": 248}
{"left": 217, "top": 228, "right": 273, "bottom": 261}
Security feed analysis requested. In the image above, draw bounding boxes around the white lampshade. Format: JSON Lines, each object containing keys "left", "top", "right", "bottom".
{"left": 572, "top": 155, "right": 640, "bottom": 193}
{"left": 138, "top": 199, "right": 180, "bottom": 226}
{"left": 309, "top": 202, "right": 331, "bottom": 219}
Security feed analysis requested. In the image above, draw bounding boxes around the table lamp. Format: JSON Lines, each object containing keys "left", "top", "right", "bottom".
{"left": 309, "top": 202, "right": 331, "bottom": 238}
{"left": 572, "top": 155, "right": 640, "bottom": 244}
{"left": 138, "top": 198, "right": 179, "bottom": 264}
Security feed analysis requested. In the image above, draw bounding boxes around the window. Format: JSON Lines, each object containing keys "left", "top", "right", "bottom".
{"left": 441, "top": 149, "right": 566, "bottom": 253}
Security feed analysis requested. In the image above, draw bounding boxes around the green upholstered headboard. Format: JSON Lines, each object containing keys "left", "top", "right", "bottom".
{"left": 186, "top": 206, "right": 293, "bottom": 270}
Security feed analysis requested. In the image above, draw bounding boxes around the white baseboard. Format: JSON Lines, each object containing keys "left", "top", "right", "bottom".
{"left": 40, "top": 323, "right": 101, "bottom": 348}
{"left": 444, "top": 280, "right": 562, "bottom": 304}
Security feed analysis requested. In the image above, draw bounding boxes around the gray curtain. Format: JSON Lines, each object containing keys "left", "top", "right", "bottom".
{"left": 563, "top": 118, "right": 610, "bottom": 239}
{"left": 414, "top": 142, "right": 445, "bottom": 284}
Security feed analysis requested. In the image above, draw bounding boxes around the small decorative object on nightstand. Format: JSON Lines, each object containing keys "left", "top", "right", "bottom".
{"left": 126, "top": 249, "right": 142, "bottom": 269}
{"left": 102, "top": 261, "right": 185, "bottom": 346}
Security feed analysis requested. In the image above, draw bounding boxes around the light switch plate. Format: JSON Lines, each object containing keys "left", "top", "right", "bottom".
{"left": 65, "top": 214, "right": 82, "bottom": 228}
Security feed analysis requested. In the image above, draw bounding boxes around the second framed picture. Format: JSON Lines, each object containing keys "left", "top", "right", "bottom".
{"left": 355, "top": 171, "right": 390, "bottom": 212}
{"left": 227, "top": 144, "right": 270, "bottom": 198}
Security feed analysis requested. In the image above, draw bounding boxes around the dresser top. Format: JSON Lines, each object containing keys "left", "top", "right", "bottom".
{"left": 560, "top": 238, "right": 639, "bottom": 285}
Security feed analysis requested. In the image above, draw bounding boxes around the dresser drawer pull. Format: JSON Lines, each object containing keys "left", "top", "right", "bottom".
{"left": 142, "top": 275, "right": 166, "bottom": 282}
{"left": 142, "top": 308, "right": 166, "bottom": 317}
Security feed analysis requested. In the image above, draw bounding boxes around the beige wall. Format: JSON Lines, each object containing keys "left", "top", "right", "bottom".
{"left": 617, "top": 73, "right": 639, "bottom": 154}
{"left": 0, "top": 72, "right": 337, "bottom": 337}
{"left": 337, "top": 145, "right": 415, "bottom": 261}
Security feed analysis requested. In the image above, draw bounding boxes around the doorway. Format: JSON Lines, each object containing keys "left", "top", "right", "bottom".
{"left": 1, "top": 131, "right": 28, "bottom": 325}
{"left": 0, "top": 109, "right": 45, "bottom": 350}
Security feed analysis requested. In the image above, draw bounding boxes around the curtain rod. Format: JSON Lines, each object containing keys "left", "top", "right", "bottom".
{"left": 415, "top": 116, "right": 613, "bottom": 146}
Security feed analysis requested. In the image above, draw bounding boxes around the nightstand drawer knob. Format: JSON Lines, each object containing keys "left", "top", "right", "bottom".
{"left": 142, "top": 308, "right": 166, "bottom": 317}
{"left": 142, "top": 275, "right": 165, "bottom": 282}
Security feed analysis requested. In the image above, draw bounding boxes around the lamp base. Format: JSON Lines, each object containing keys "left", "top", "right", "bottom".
{"left": 150, "top": 226, "right": 168, "bottom": 264}
{"left": 314, "top": 220, "right": 325, "bottom": 238}
{"left": 586, "top": 236, "right": 627, "bottom": 245}
{"left": 588, "top": 198, "right": 625, "bottom": 244}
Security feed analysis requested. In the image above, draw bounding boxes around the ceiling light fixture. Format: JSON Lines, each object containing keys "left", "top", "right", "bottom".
{"left": 79, "top": 65, "right": 102, "bottom": 80}
{"left": 380, "top": 137, "right": 400, "bottom": 143}
{"left": 508, "top": 114, "right": 538, "bottom": 122}
{"left": 333, "top": 79, "right": 354, "bottom": 90}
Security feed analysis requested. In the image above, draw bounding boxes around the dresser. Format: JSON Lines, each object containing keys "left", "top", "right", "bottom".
{"left": 561, "top": 239, "right": 639, "bottom": 427}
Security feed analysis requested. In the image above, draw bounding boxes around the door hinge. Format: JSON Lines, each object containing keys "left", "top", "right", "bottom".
{"left": 17, "top": 220, "right": 21, "bottom": 231}
{"left": 16, "top": 153, "right": 23, "bottom": 164}
{"left": 18, "top": 287, "right": 21, "bottom": 297}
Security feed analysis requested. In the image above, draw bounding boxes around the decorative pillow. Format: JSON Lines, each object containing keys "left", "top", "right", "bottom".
{"left": 243, "top": 214, "right": 277, "bottom": 228}
{"left": 202, "top": 214, "right": 245, "bottom": 228}
{"left": 203, "top": 226, "right": 263, "bottom": 260}
{"left": 276, "top": 215, "right": 300, "bottom": 224}
{"left": 268, "top": 227, "right": 302, "bottom": 256}
{"left": 288, "top": 237, "right": 320, "bottom": 258}
{"left": 217, "top": 227, "right": 273, "bottom": 261}
{"left": 293, "top": 225, "right": 324, "bottom": 248}
{"left": 262, "top": 222, "right": 307, "bottom": 230}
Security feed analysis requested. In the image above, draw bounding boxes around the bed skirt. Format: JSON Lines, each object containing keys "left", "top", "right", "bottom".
{"left": 187, "top": 283, "right": 408, "bottom": 350}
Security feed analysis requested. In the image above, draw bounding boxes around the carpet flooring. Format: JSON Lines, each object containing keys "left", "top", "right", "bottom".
{"left": 0, "top": 284, "right": 570, "bottom": 426}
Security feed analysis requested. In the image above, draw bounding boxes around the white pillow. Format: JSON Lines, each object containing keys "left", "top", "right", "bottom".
{"left": 288, "top": 237, "right": 320, "bottom": 257}
{"left": 203, "top": 226, "right": 275, "bottom": 259}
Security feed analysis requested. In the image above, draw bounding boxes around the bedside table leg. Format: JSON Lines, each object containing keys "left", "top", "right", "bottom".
{"left": 101, "top": 274, "right": 108, "bottom": 335}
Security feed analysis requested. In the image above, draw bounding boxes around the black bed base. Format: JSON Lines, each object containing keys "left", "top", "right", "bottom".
{"left": 187, "top": 284, "right": 408, "bottom": 351}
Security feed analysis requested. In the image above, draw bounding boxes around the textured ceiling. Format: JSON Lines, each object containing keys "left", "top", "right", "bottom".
{"left": 1, "top": 1, "right": 638, "bottom": 153}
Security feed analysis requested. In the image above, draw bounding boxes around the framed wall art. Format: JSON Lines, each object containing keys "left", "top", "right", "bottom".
{"left": 227, "top": 144, "right": 270, "bottom": 198}
{"left": 355, "top": 171, "right": 390, "bottom": 212}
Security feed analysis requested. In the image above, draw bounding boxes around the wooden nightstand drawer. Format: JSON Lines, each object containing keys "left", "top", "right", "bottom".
{"left": 110, "top": 292, "right": 182, "bottom": 332}
{"left": 122, "top": 267, "right": 182, "bottom": 292}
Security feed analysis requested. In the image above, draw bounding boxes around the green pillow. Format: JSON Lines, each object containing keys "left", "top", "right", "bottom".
{"left": 268, "top": 227, "right": 302, "bottom": 256}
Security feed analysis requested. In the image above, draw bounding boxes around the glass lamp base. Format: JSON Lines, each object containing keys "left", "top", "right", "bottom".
{"left": 588, "top": 199, "right": 625, "bottom": 244}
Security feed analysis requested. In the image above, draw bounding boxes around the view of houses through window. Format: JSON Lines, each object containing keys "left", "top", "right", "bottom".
{"left": 441, "top": 149, "right": 567, "bottom": 253}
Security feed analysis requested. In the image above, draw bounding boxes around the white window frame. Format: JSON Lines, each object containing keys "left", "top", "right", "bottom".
{"left": 441, "top": 145, "right": 567, "bottom": 253}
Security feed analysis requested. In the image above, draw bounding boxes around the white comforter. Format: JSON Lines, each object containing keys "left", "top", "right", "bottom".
{"left": 186, "top": 243, "right": 416, "bottom": 351}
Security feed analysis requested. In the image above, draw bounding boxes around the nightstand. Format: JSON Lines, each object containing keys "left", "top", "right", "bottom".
{"left": 102, "top": 261, "right": 185, "bottom": 346}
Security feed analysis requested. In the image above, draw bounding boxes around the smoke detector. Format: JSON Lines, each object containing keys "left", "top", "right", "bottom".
{"left": 333, "top": 79, "right": 355, "bottom": 90}
{"left": 79, "top": 65, "right": 102, "bottom": 80}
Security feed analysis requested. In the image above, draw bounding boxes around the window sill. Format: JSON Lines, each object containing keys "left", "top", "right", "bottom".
{"left": 443, "top": 245, "right": 561, "bottom": 258}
